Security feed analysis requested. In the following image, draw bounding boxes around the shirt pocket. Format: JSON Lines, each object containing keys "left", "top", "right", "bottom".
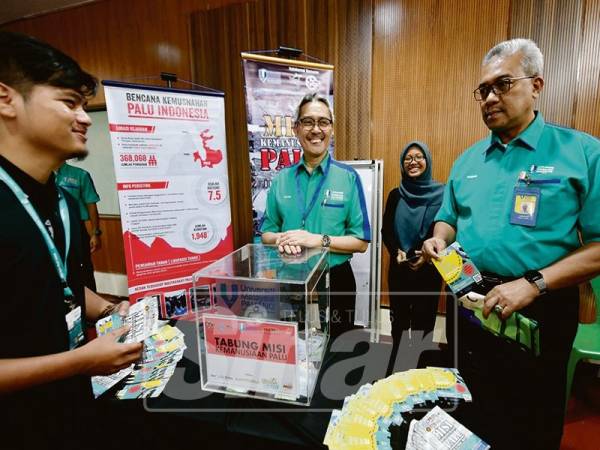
{"left": 526, "top": 175, "right": 578, "bottom": 224}
{"left": 320, "top": 201, "right": 347, "bottom": 229}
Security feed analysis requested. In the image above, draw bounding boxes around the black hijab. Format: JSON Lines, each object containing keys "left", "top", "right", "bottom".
{"left": 394, "top": 141, "right": 445, "bottom": 252}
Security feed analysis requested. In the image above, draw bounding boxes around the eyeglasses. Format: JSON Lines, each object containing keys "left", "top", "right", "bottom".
{"left": 473, "top": 76, "right": 536, "bottom": 101}
{"left": 298, "top": 117, "right": 333, "bottom": 130}
{"left": 403, "top": 154, "right": 425, "bottom": 164}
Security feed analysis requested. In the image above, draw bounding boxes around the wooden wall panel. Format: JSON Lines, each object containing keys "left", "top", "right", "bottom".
{"left": 372, "top": 0, "right": 509, "bottom": 184}
{"left": 89, "top": 216, "right": 127, "bottom": 274}
{"left": 334, "top": 0, "right": 372, "bottom": 161}
{"left": 509, "top": 0, "right": 585, "bottom": 127}
{"left": 574, "top": 0, "right": 600, "bottom": 137}
{"left": 372, "top": 0, "right": 510, "bottom": 303}
{"left": 190, "top": 0, "right": 372, "bottom": 247}
{"left": 2, "top": 0, "right": 248, "bottom": 106}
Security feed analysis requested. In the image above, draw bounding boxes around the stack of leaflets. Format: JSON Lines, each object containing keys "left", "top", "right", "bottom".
{"left": 432, "top": 241, "right": 540, "bottom": 356}
{"left": 115, "top": 324, "right": 186, "bottom": 399}
{"left": 91, "top": 296, "right": 186, "bottom": 398}
{"left": 323, "top": 367, "right": 478, "bottom": 450}
{"left": 406, "top": 406, "right": 490, "bottom": 450}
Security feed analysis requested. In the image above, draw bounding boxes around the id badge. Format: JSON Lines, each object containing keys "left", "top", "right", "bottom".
{"left": 66, "top": 306, "right": 84, "bottom": 349}
{"left": 510, "top": 186, "right": 540, "bottom": 227}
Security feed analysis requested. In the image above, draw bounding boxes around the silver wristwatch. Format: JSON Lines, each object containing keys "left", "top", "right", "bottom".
{"left": 524, "top": 270, "right": 547, "bottom": 295}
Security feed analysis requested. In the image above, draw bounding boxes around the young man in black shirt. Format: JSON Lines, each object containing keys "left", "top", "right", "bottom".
{"left": 0, "top": 31, "right": 143, "bottom": 449}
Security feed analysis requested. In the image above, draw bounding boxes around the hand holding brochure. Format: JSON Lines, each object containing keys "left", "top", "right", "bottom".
{"left": 432, "top": 242, "right": 482, "bottom": 298}
{"left": 96, "top": 296, "right": 159, "bottom": 343}
{"left": 91, "top": 323, "right": 186, "bottom": 399}
{"left": 432, "top": 241, "right": 540, "bottom": 356}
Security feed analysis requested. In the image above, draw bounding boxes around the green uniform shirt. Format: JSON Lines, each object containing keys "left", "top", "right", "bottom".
{"left": 261, "top": 154, "right": 371, "bottom": 267}
{"left": 56, "top": 164, "right": 100, "bottom": 221}
{"left": 436, "top": 112, "right": 600, "bottom": 277}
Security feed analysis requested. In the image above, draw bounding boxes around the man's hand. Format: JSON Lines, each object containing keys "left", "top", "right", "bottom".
{"left": 396, "top": 249, "right": 407, "bottom": 264}
{"left": 482, "top": 278, "right": 539, "bottom": 319}
{"left": 76, "top": 326, "right": 143, "bottom": 376}
{"left": 102, "top": 300, "right": 130, "bottom": 317}
{"left": 408, "top": 250, "right": 426, "bottom": 271}
{"left": 89, "top": 234, "right": 101, "bottom": 253}
{"left": 276, "top": 229, "right": 321, "bottom": 254}
{"left": 421, "top": 237, "right": 447, "bottom": 262}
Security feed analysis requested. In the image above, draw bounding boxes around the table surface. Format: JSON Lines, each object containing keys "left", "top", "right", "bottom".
{"left": 127, "top": 321, "right": 458, "bottom": 449}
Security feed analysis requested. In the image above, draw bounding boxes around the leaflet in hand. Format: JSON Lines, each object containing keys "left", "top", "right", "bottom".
{"left": 92, "top": 323, "right": 186, "bottom": 398}
{"left": 115, "top": 324, "right": 186, "bottom": 399}
{"left": 96, "top": 296, "right": 159, "bottom": 343}
{"left": 91, "top": 366, "right": 134, "bottom": 398}
{"left": 432, "top": 242, "right": 482, "bottom": 297}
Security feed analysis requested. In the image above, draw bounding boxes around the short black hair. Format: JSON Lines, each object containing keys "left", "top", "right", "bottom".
{"left": 0, "top": 31, "right": 97, "bottom": 98}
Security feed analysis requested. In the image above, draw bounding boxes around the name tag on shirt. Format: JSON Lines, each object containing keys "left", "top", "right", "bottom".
{"left": 66, "top": 306, "right": 84, "bottom": 349}
{"left": 510, "top": 186, "right": 540, "bottom": 227}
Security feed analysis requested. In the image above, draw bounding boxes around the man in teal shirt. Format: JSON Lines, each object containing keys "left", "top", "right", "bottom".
{"left": 423, "top": 39, "right": 600, "bottom": 450}
{"left": 261, "top": 93, "right": 371, "bottom": 338}
{"left": 56, "top": 162, "right": 101, "bottom": 290}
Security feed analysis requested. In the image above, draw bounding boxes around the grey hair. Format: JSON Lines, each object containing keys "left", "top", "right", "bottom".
{"left": 482, "top": 38, "right": 544, "bottom": 76}
{"left": 294, "top": 92, "right": 334, "bottom": 123}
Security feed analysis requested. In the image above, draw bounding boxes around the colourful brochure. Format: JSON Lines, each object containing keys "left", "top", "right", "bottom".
{"left": 432, "top": 242, "right": 482, "bottom": 297}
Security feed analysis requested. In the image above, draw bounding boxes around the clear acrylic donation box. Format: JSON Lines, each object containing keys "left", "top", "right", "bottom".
{"left": 192, "top": 244, "right": 330, "bottom": 405}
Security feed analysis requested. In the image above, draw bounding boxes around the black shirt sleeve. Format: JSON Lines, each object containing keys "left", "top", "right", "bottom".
{"left": 381, "top": 188, "right": 400, "bottom": 257}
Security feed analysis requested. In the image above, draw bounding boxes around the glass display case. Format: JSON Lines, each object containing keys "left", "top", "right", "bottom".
{"left": 192, "top": 244, "right": 329, "bottom": 405}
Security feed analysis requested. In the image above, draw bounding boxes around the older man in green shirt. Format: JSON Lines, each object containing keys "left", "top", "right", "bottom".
{"left": 423, "top": 39, "right": 600, "bottom": 450}
{"left": 261, "top": 93, "right": 371, "bottom": 338}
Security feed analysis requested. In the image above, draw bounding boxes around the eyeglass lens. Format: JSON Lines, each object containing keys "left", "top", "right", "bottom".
{"left": 300, "top": 117, "right": 332, "bottom": 129}
{"left": 404, "top": 155, "right": 424, "bottom": 163}
{"left": 476, "top": 79, "right": 512, "bottom": 101}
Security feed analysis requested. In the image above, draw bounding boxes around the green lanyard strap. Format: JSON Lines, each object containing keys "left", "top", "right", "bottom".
{"left": 0, "top": 166, "right": 75, "bottom": 306}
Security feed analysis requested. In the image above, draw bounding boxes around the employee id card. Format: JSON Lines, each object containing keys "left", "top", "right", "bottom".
{"left": 66, "top": 306, "right": 84, "bottom": 349}
{"left": 510, "top": 186, "right": 540, "bottom": 227}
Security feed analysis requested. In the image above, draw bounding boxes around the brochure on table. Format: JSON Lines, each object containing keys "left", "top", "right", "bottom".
{"left": 193, "top": 244, "right": 329, "bottom": 405}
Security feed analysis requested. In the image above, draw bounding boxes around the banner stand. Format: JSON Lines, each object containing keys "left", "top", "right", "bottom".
{"left": 241, "top": 51, "right": 334, "bottom": 238}
{"left": 103, "top": 78, "right": 234, "bottom": 321}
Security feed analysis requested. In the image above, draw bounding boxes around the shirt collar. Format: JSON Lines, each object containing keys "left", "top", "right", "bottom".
{"left": 297, "top": 152, "right": 331, "bottom": 175}
{"left": 483, "top": 111, "right": 545, "bottom": 154}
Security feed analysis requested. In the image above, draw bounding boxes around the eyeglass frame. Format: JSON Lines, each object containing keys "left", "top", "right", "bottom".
{"left": 403, "top": 154, "right": 425, "bottom": 164}
{"left": 473, "top": 75, "right": 536, "bottom": 102}
{"left": 296, "top": 116, "right": 333, "bottom": 130}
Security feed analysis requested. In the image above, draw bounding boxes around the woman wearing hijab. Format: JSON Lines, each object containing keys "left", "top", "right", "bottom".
{"left": 382, "top": 141, "right": 445, "bottom": 356}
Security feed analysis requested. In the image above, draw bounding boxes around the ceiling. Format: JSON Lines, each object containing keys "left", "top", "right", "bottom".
{"left": 0, "top": 0, "right": 98, "bottom": 25}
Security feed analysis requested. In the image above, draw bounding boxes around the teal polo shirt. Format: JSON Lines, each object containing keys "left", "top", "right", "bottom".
{"left": 56, "top": 164, "right": 100, "bottom": 221}
{"left": 261, "top": 154, "right": 371, "bottom": 267}
{"left": 436, "top": 112, "right": 600, "bottom": 277}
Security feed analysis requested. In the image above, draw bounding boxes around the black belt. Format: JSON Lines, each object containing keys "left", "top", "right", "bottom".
{"left": 478, "top": 271, "right": 519, "bottom": 293}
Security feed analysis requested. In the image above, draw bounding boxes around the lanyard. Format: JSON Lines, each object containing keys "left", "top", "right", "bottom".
{"left": 0, "top": 166, "right": 74, "bottom": 303}
{"left": 295, "top": 157, "right": 330, "bottom": 228}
